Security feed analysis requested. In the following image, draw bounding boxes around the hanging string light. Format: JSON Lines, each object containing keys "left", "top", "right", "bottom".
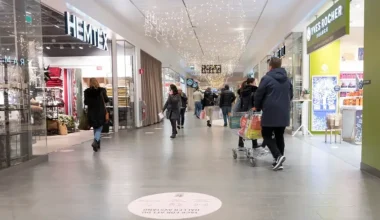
{"left": 142, "top": 0, "right": 261, "bottom": 77}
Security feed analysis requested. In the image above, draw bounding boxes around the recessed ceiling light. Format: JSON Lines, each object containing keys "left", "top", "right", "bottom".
{"left": 54, "top": 25, "right": 59, "bottom": 28}
{"left": 79, "top": 46, "right": 83, "bottom": 49}
{"left": 6, "top": 48, "right": 10, "bottom": 51}
{"left": 46, "top": 46, "right": 50, "bottom": 50}
{"left": 60, "top": 45, "right": 64, "bottom": 49}
{"left": 71, "top": 45, "right": 75, "bottom": 49}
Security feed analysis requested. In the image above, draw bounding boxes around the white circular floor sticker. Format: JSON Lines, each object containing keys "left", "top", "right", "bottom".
{"left": 128, "top": 192, "right": 222, "bottom": 219}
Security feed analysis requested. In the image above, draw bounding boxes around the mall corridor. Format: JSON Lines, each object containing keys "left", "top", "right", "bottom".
{"left": 1, "top": 117, "right": 380, "bottom": 220}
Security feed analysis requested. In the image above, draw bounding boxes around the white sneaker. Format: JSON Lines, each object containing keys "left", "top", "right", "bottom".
{"left": 273, "top": 156, "right": 286, "bottom": 171}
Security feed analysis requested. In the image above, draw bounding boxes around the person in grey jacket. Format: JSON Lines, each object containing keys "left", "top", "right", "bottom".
{"left": 163, "top": 84, "right": 182, "bottom": 139}
{"left": 254, "top": 57, "right": 293, "bottom": 171}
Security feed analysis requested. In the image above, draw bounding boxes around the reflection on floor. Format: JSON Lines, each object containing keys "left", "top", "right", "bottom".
{"left": 1, "top": 114, "right": 379, "bottom": 220}
{"left": 297, "top": 135, "right": 362, "bottom": 168}
{"left": 33, "top": 130, "right": 104, "bottom": 155}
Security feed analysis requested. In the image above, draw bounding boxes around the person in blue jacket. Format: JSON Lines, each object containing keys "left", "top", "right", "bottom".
{"left": 254, "top": 57, "right": 293, "bottom": 171}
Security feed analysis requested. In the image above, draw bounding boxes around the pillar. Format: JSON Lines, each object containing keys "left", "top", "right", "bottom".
{"left": 361, "top": 0, "right": 380, "bottom": 176}
{"left": 111, "top": 34, "right": 119, "bottom": 132}
{"left": 134, "top": 47, "right": 143, "bottom": 128}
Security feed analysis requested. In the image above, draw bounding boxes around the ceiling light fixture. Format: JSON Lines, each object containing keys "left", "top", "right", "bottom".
{"left": 54, "top": 25, "right": 59, "bottom": 28}
{"left": 46, "top": 46, "right": 50, "bottom": 50}
{"left": 79, "top": 46, "right": 83, "bottom": 49}
{"left": 60, "top": 45, "right": 64, "bottom": 49}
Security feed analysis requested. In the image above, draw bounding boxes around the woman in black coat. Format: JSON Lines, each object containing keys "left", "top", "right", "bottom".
{"left": 163, "top": 84, "right": 182, "bottom": 139}
{"left": 84, "top": 78, "right": 109, "bottom": 152}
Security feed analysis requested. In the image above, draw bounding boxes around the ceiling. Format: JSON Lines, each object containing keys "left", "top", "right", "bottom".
{"left": 93, "top": 0, "right": 326, "bottom": 77}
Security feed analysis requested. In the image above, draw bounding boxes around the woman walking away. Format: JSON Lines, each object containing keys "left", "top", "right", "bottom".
{"left": 84, "top": 78, "right": 109, "bottom": 152}
{"left": 163, "top": 84, "right": 182, "bottom": 139}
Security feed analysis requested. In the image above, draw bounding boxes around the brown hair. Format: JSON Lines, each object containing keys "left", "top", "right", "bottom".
{"left": 269, "top": 57, "right": 282, "bottom": 69}
{"left": 89, "top": 78, "right": 100, "bottom": 89}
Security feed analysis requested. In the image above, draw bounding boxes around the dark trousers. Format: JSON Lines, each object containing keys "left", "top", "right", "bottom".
{"left": 262, "top": 127, "right": 285, "bottom": 159}
{"left": 170, "top": 119, "right": 177, "bottom": 135}
{"left": 238, "top": 137, "right": 259, "bottom": 148}
{"left": 178, "top": 108, "right": 186, "bottom": 126}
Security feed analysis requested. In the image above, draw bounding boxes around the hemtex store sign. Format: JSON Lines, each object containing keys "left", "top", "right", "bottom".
{"left": 64, "top": 11, "right": 108, "bottom": 51}
{"left": 306, "top": 0, "right": 350, "bottom": 54}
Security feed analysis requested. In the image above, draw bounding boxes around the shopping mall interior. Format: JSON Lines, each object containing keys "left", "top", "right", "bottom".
{"left": 1, "top": 0, "right": 380, "bottom": 219}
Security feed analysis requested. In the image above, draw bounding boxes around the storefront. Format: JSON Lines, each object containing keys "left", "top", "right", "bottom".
{"left": 0, "top": 0, "right": 46, "bottom": 169}
{"left": 280, "top": 33, "right": 304, "bottom": 133}
{"left": 307, "top": 0, "right": 364, "bottom": 144}
{"left": 162, "top": 67, "right": 181, "bottom": 101}
{"left": 0, "top": 1, "right": 141, "bottom": 171}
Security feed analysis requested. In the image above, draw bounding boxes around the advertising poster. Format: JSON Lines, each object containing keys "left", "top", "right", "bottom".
{"left": 312, "top": 76, "right": 338, "bottom": 131}
{"left": 340, "top": 72, "right": 363, "bottom": 97}
{"left": 355, "top": 110, "right": 363, "bottom": 144}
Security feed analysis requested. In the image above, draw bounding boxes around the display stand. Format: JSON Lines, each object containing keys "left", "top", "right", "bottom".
{"left": 292, "top": 99, "right": 313, "bottom": 137}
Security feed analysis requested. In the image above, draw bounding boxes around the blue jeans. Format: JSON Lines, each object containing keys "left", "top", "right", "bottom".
{"left": 221, "top": 106, "right": 232, "bottom": 125}
{"left": 94, "top": 126, "right": 103, "bottom": 142}
{"left": 195, "top": 101, "right": 202, "bottom": 117}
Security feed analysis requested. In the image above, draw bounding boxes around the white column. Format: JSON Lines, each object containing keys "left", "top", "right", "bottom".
{"left": 302, "top": 28, "right": 310, "bottom": 134}
{"left": 134, "top": 47, "right": 143, "bottom": 128}
{"left": 111, "top": 34, "right": 119, "bottom": 132}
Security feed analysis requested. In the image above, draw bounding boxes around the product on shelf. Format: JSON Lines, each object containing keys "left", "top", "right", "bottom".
{"left": 342, "top": 89, "right": 363, "bottom": 106}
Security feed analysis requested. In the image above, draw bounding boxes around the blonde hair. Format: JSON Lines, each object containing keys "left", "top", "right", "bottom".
{"left": 89, "top": 78, "right": 100, "bottom": 89}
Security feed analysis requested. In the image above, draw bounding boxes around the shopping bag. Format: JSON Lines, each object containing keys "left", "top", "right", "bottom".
{"left": 212, "top": 107, "right": 221, "bottom": 119}
{"left": 200, "top": 110, "right": 206, "bottom": 119}
{"left": 247, "top": 115, "right": 262, "bottom": 139}
{"left": 158, "top": 112, "right": 164, "bottom": 121}
{"left": 58, "top": 123, "right": 68, "bottom": 135}
{"left": 250, "top": 115, "right": 262, "bottom": 130}
{"left": 229, "top": 116, "right": 241, "bottom": 129}
{"left": 238, "top": 115, "right": 248, "bottom": 137}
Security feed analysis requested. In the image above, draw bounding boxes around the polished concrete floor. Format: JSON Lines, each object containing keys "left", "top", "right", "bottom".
{"left": 1, "top": 115, "right": 380, "bottom": 220}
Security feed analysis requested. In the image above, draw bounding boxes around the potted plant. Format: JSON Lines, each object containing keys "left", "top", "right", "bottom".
{"left": 302, "top": 88, "right": 310, "bottom": 99}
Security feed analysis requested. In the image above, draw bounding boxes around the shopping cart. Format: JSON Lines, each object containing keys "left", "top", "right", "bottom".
{"left": 230, "top": 110, "right": 270, "bottom": 166}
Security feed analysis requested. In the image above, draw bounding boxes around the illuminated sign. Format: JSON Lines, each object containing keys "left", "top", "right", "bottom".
{"left": 64, "top": 11, "right": 108, "bottom": 51}
{"left": 201, "top": 65, "right": 222, "bottom": 74}
{"left": 306, "top": 0, "right": 350, "bottom": 54}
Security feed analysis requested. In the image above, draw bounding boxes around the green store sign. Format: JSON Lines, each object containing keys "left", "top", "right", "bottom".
{"left": 306, "top": 0, "right": 350, "bottom": 54}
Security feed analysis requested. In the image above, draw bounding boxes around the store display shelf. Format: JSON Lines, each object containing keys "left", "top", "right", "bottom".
{"left": 36, "top": 87, "right": 63, "bottom": 90}
{"left": 108, "top": 96, "right": 129, "bottom": 98}
{"left": 107, "top": 106, "right": 130, "bottom": 108}
{"left": 341, "top": 96, "right": 362, "bottom": 99}
{"left": 341, "top": 105, "right": 363, "bottom": 110}
{"left": 0, "top": 83, "right": 28, "bottom": 90}
{"left": 0, "top": 108, "right": 28, "bottom": 111}
{"left": 340, "top": 88, "right": 356, "bottom": 91}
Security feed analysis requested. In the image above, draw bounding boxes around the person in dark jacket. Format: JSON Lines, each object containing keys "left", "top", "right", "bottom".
{"left": 238, "top": 78, "right": 260, "bottom": 149}
{"left": 219, "top": 84, "right": 236, "bottom": 127}
{"left": 202, "top": 87, "right": 218, "bottom": 127}
{"left": 254, "top": 57, "right": 293, "bottom": 171}
{"left": 177, "top": 88, "right": 188, "bottom": 129}
{"left": 84, "top": 78, "right": 109, "bottom": 152}
{"left": 163, "top": 84, "right": 182, "bottom": 139}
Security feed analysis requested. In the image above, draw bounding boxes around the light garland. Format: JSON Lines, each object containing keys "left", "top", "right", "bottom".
{"left": 141, "top": 0, "right": 262, "bottom": 80}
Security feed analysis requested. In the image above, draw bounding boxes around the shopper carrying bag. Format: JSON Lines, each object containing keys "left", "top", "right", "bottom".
{"left": 84, "top": 78, "right": 109, "bottom": 152}
{"left": 162, "top": 84, "right": 182, "bottom": 139}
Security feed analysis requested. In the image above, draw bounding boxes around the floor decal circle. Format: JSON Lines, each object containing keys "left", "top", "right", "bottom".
{"left": 128, "top": 192, "right": 222, "bottom": 219}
